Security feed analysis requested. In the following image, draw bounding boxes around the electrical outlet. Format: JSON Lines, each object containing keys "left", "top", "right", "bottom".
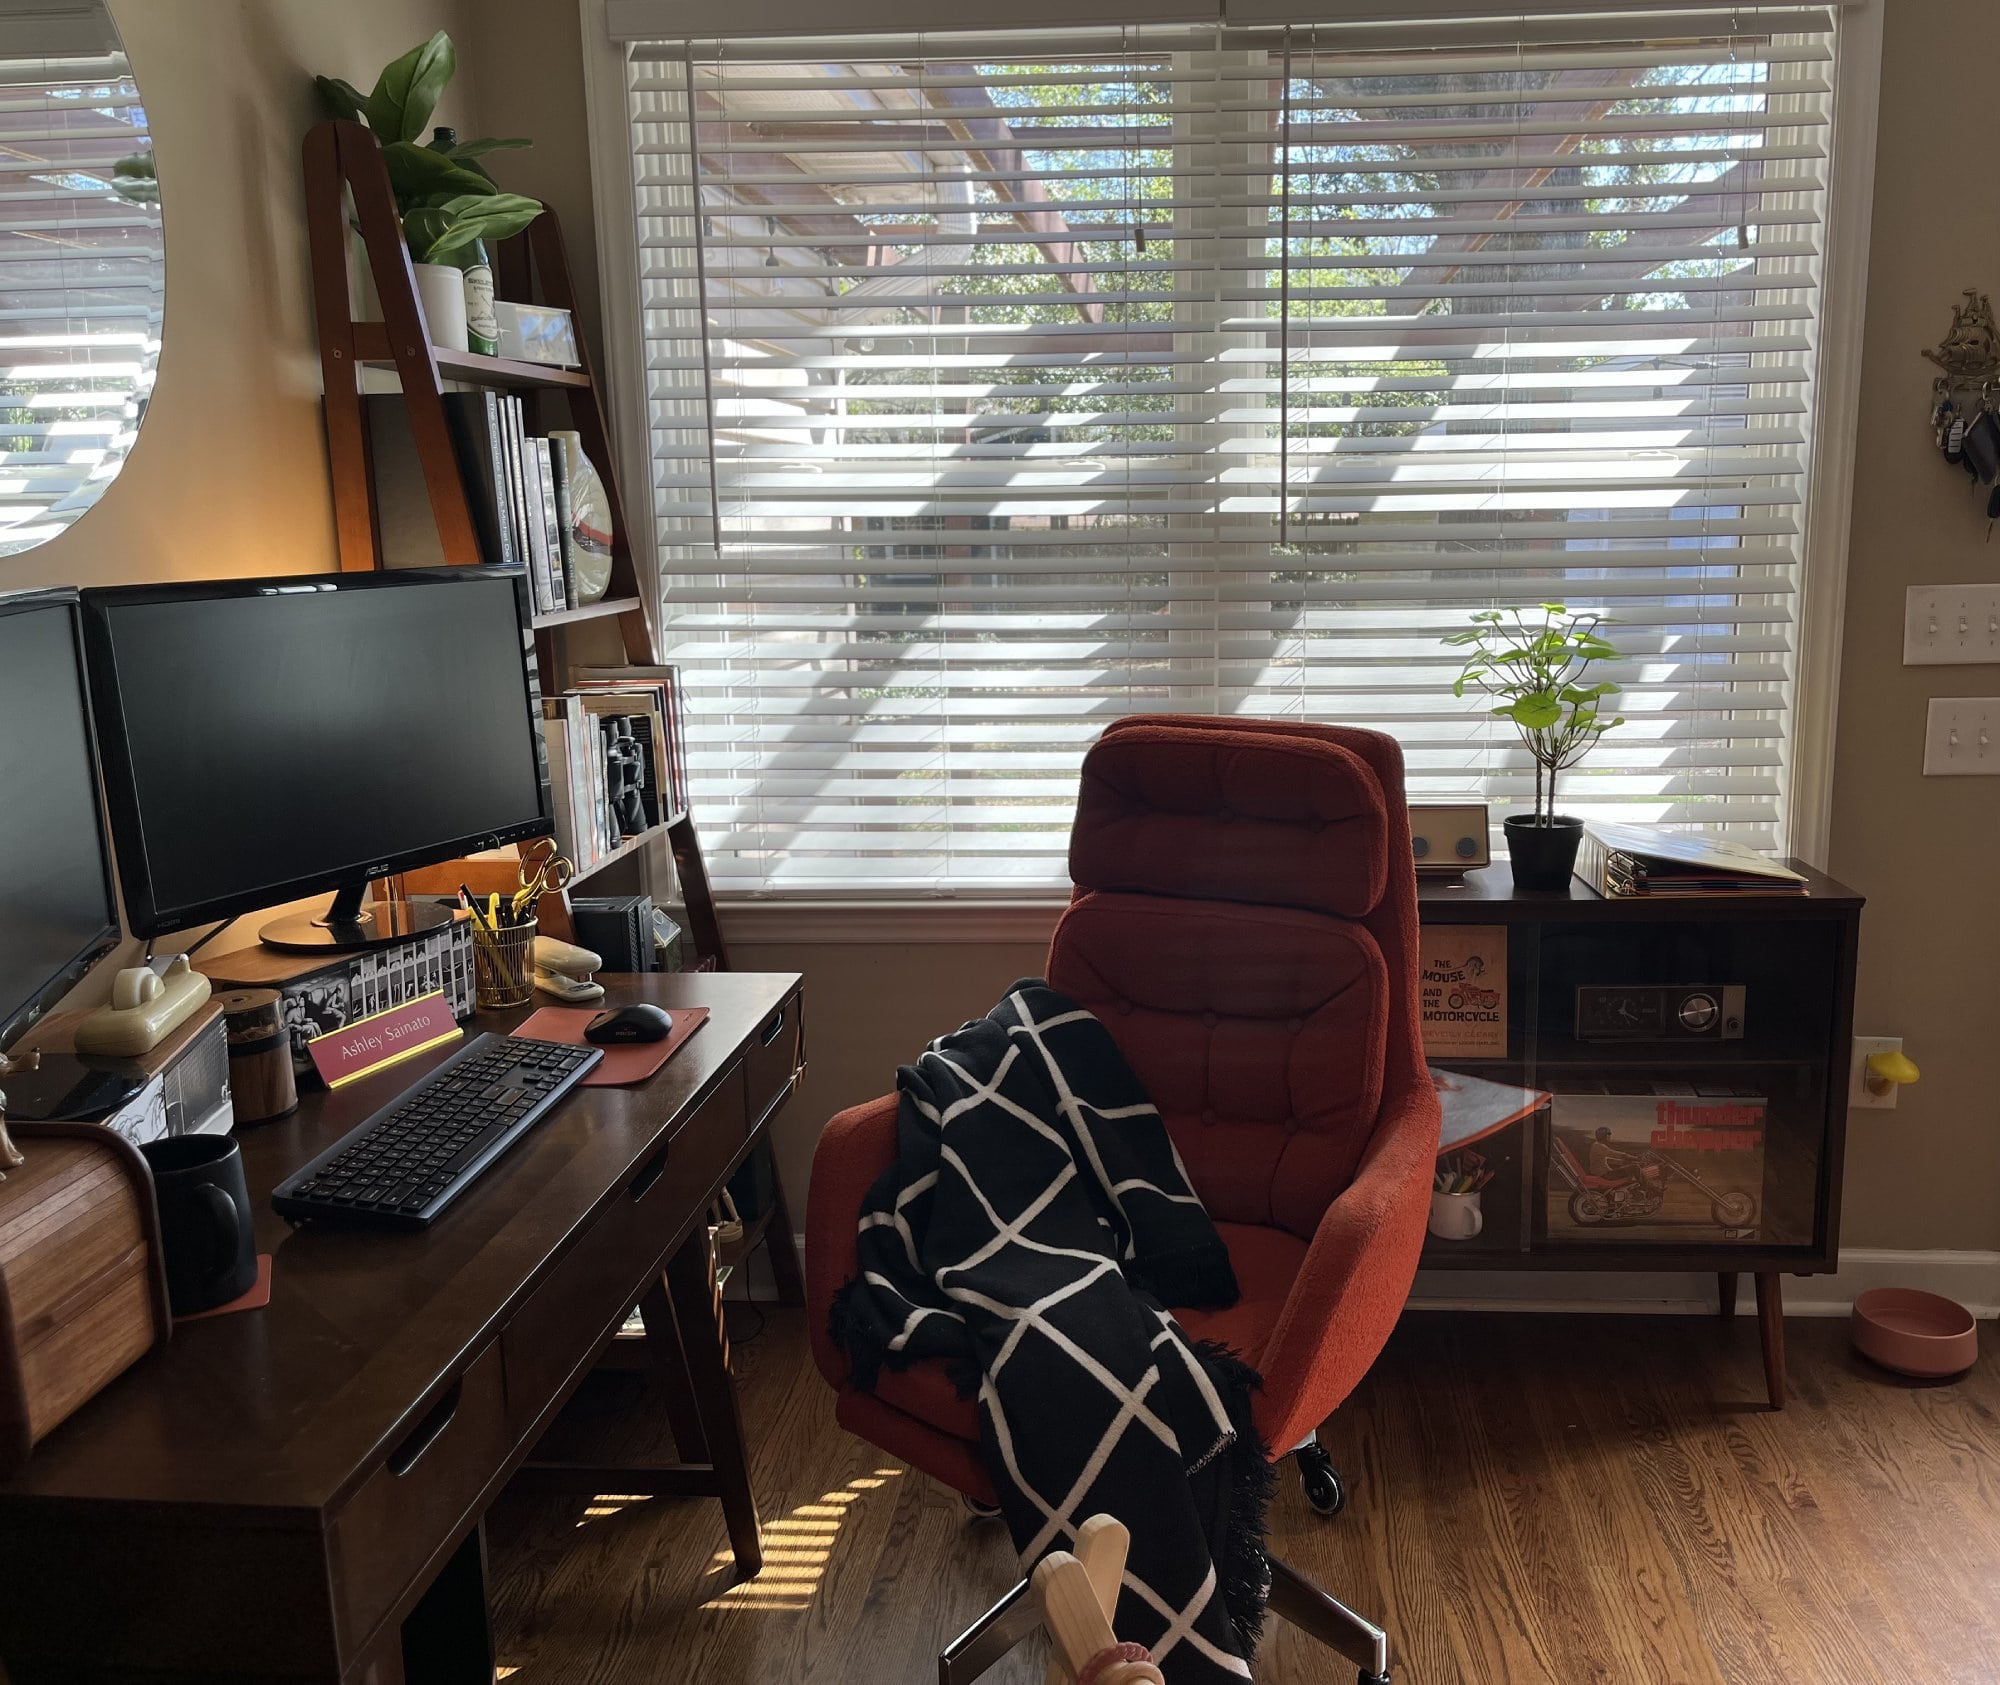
{"left": 1905, "top": 585, "right": 2000, "bottom": 665}
{"left": 1851, "top": 1036, "right": 1905, "bottom": 1109}
{"left": 1923, "top": 698, "right": 2000, "bottom": 774}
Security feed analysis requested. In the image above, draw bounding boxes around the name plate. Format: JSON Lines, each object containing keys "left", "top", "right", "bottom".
{"left": 308, "top": 991, "right": 463, "bottom": 1090}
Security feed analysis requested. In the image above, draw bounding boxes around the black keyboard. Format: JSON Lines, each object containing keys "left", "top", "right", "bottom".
{"left": 272, "top": 1033, "right": 602, "bottom": 1229}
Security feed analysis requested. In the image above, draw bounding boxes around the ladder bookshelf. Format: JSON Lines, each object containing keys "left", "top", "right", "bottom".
{"left": 301, "top": 117, "right": 726, "bottom": 968}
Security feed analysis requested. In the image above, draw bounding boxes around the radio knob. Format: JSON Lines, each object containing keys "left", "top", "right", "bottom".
{"left": 1456, "top": 834, "right": 1479, "bottom": 858}
{"left": 1679, "top": 992, "right": 1719, "bottom": 1031}
{"left": 1412, "top": 835, "right": 1431, "bottom": 858}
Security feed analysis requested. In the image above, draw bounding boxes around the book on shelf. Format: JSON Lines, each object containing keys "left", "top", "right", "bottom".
{"left": 1576, "top": 821, "right": 1808, "bottom": 899}
{"left": 363, "top": 392, "right": 515, "bottom": 570}
{"left": 548, "top": 439, "right": 579, "bottom": 609}
{"left": 497, "top": 393, "right": 533, "bottom": 582}
{"left": 519, "top": 430, "right": 556, "bottom": 616}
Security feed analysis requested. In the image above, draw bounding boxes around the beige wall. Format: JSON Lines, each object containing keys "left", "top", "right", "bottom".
{"left": 16, "top": 3, "right": 1992, "bottom": 1253}
{"left": 1826, "top": 0, "right": 2000, "bottom": 1251}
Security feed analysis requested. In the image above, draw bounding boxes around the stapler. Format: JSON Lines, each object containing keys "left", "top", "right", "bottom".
{"left": 533, "top": 936, "right": 605, "bottom": 1003}
{"left": 74, "top": 955, "right": 212, "bottom": 1057}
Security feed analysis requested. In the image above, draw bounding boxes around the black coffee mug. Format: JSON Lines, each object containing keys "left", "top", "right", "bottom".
{"left": 140, "top": 1135, "right": 258, "bottom": 1316}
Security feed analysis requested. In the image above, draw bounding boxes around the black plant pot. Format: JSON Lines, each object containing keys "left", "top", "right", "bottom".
{"left": 1504, "top": 814, "right": 1584, "bottom": 892}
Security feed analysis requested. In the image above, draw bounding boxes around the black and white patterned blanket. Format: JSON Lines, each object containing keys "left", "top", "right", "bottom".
{"left": 833, "top": 981, "right": 1272, "bottom": 1682}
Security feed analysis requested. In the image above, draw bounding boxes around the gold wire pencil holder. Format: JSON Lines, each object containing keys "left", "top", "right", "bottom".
{"left": 471, "top": 917, "right": 537, "bottom": 1009}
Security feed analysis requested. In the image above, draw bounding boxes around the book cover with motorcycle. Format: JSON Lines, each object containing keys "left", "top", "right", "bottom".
{"left": 1546, "top": 1085, "right": 1764, "bottom": 1241}
{"left": 1420, "top": 925, "right": 1507, "bottom": 1057}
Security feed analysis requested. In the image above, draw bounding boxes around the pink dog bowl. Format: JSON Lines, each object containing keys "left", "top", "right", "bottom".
{"left": 1850, "top": 1288, "right": 1978, "bottom": 1379}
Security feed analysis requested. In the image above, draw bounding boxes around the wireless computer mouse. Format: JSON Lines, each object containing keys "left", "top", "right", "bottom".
{"left": 583, "top": 1003, "right": 674, "bottom": 1045}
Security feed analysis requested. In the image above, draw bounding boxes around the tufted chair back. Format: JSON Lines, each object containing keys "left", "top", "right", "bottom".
{"left": 1046, "top": 716, "right": 1424, "bottom": 1241}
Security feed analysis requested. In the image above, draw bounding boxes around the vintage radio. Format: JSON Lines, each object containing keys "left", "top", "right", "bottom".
{"left": 8, "top": 1001, "right": 233, "bottom": 1142}
{"left": 1574, "top": 984, "right": 1746, "bottom": 1042}
{"left": 1409, "top": 803, "right": 1491, "bottom": 875}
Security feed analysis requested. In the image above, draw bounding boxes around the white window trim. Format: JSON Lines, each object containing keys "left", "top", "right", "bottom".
{"left": 577, "top": 0, "right": 1884, "bottom": 927}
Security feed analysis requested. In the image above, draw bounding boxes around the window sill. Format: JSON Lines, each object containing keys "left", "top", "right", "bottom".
{"left": 716, "top": 897, "right": 1066, "bottom": 946}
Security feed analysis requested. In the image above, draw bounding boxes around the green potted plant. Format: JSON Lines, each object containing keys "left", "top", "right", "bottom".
{"left": 315, "top": 32, "right": 542, "bottom": 355}
{"left": 1445, "top": 604, "right": 1624, "bottom": 891}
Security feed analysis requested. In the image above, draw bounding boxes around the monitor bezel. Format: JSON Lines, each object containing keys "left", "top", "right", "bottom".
{"left": 81, "top": 567, "right": 554, "bottom": 939}
{"left": 0, "top": 586, "right": 121, "bottom": 1052}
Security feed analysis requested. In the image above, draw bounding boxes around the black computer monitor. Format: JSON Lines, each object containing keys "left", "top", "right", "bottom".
{"left": 0, "top": 588, "right": 120, "bottom": 1053}
{"left": 81, "top": 569, "right": 551, "bottom": 952}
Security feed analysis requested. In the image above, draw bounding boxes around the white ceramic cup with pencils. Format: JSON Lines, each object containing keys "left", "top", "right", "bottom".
{"left": 1428, "top": 1190, "right": 1484, "bottom": 1241}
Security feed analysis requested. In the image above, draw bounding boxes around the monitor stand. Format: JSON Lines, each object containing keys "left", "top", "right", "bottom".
{"left": 260, "top": 881, "right": 455, "bottom": 954}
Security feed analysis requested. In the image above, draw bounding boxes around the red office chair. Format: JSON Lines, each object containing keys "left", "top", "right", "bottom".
{"left": 807, "top": 716, "right": 1441, "bottom": 1683}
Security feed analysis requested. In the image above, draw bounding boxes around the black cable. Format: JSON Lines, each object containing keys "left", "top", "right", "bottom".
{"left": 179, "top": 920, "right": 233, "bottom": 961}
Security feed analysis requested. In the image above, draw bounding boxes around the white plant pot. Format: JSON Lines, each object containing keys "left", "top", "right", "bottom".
{"left": 413, "top": 262, "right": 469, "bottom": 353}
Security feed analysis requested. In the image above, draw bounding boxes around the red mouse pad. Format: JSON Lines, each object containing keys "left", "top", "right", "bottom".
{"left": 511, "top": 1004, "right": 709, "bottom": 1085}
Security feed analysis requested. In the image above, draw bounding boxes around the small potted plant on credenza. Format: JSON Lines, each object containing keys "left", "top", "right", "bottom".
{"left": 1445, "top": 603, "right": 1624, "bottom": 891}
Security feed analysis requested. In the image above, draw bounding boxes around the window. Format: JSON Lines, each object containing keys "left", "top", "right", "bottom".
{"left": 608, "top": 6, "right": 1848, "bottom": 895}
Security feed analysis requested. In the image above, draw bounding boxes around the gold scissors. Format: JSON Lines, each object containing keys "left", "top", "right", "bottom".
{"left": 514, "top": 838, "right": 574, "bottom": 919}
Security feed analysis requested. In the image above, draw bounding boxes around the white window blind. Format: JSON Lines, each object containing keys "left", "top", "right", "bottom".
{"left": 617, "top": 7, "right": 1840, "bottom": 894}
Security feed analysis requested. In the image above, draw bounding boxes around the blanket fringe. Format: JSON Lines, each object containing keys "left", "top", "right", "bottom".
{"left": 1190, "top": 1339, "right": 1277, "bottom": 1659}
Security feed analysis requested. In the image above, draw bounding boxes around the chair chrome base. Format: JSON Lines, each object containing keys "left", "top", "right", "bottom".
{"left": 937, "top": 1548, "right": 1394, "bottom": 1684}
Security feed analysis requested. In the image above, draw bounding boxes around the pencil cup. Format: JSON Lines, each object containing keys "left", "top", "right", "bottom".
{"left": 473, "top": 917, "right": 538, "bottom": 1009}
{"left": 1428, "top": 1190, "right": 1484, "bottom": 1241}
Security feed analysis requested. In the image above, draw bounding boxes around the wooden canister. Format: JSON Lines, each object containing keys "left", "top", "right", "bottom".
{"left": 0, "top": 1122, "right": 171, "bottom": 1475}
{"left": 218, "top": 988, "right": 296, "bottom": 1125}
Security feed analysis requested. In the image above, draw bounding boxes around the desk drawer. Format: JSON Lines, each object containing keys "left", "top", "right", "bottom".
{"left": 502, "top": 1072, "right": 747, "bottom": 1435}
{"left": 328, "top": 1337, "right": 510, "bottom": 1656}
{"left": 744, "top": 995, "right": 803, "bottom": 1130}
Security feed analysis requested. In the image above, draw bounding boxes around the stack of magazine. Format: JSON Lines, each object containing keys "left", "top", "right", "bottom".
{"left": 1577, "top": 821, "right": 1808, "bottom": 898}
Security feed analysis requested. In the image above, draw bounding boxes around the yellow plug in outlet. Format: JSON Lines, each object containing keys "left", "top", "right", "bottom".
{"left": 1851, "top": 1036, "right": 1919, "bottom": 1108}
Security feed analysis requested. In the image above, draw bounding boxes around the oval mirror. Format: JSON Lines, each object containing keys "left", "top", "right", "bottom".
{"left": 0, "top": 0, "right": 161, "bottom": 559}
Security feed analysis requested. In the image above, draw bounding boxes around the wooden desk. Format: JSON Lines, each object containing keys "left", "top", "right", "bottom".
{"left": 0, "top": 971, "right": 804, "bottom": 1685}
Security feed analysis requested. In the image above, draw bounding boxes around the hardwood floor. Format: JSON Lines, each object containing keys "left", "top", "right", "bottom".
{"left": 486, "top": 1309, "right": 2000, "bottom": 1684}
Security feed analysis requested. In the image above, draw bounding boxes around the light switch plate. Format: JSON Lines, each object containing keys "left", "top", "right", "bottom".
{"left": 1923, "top": 698, "right": 2000, "bottom": 774}
{"left": 1905, "top": 585, "right": 2000, "bottom": 665}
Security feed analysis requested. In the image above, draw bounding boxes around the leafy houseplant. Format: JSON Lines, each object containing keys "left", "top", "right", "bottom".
{"left": 315, "top": 33, "right": 542, "bottom": 350}
{"left": 1445, "top": 604, "right": 1625, "bottom": 891}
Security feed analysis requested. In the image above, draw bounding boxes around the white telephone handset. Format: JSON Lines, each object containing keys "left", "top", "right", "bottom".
{"left": 76, "top": 956, "right": 211, "bottom": 1057}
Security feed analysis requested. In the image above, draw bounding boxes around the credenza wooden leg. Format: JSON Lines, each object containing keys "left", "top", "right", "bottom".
{"left": 1754, "top": 1272, "right": 1786, "bottom": 1409}
{"left": 400, "top": 1520, "right": 495, "bottom": 1684}
{"left": 664, "top": 1230, "right": 763, "bottom": 1579}
{"left": 1718, "top": 1271, "right": 1739, "bottom": 1320}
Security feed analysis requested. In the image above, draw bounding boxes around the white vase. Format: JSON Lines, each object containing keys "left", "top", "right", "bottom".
{"left": 412, "top": 261, "right": 469, "bottom": 353}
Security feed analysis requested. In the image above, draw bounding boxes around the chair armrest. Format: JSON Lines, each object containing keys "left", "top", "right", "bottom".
{"left": 805, "top": 1092, "right": 899, "bottom": 1391}
{"left": 1253, "top": 1072, "right": 1440, "bottom": 1451}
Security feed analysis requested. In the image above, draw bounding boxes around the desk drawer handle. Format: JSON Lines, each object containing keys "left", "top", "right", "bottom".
{"left": 628, "top": 1145, "right": 670, "bottom": 1202}
{"left": 388, "top": 1380, "right": 463, "bottom": 1477}
{"left": 760, "top": 1008, "right": 786, "bottom": 1048}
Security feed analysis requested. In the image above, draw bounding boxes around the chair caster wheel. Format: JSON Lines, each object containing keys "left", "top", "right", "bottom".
{"left": 960, "top": 1492, "right": 1002, "bottom": 1522}
{"left": 1295, "top": 1441, "right": 1346, "bottom": 1517}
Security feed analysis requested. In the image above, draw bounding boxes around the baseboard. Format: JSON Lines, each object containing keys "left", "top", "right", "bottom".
{"left": 1410, "top": 1249, "right": 2000, "bottom": 1318}
{"left": 751, "top": 1237, "right": 2000, "bottom": 1320}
